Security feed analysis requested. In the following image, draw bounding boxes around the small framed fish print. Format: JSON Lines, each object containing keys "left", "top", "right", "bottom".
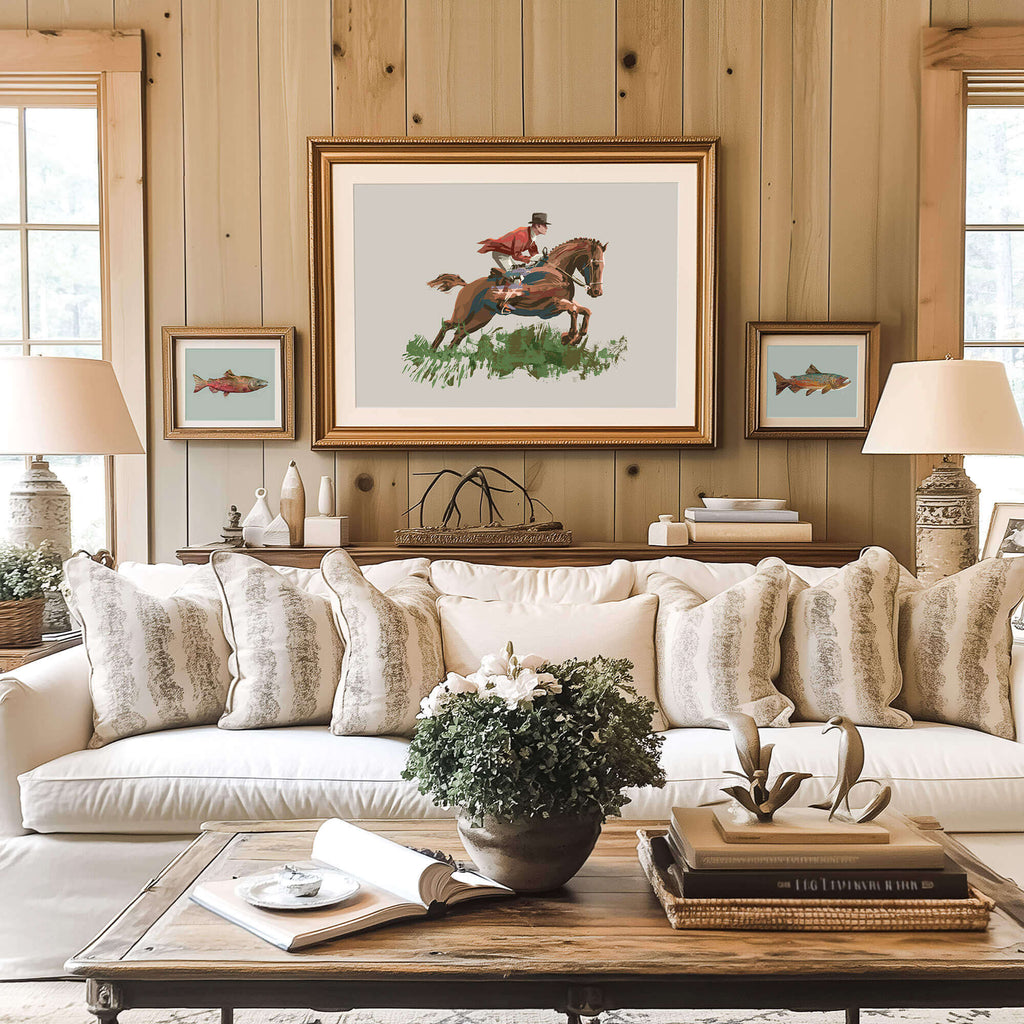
{"left": 745, "top": 321, "right": 880, "bottom": 439}
{"left": 162, "top": 326, "right": 295, "bottom": 439}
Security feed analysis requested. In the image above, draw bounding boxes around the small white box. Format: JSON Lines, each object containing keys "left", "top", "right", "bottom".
{"left": 304, "top": 515, "right": 350, "bottom": 548}
{"left": 647, "top": 514, "right": 689, "bottom": 546}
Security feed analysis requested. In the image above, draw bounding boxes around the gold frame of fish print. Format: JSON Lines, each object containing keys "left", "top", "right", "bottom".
{"left": 162, "top": 326, "right": 296, "bottom": 439}
{"left": 744, "top": 321, "right": 880, "bottom": 439}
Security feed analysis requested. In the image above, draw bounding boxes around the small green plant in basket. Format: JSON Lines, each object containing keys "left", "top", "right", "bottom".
{"left": 402, "top": 642, "right": 665, "bottom": 892}
{"left": 0, "top": 542, "right": 63, "bottom": 646}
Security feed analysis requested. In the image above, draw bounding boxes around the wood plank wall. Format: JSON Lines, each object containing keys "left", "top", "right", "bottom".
{"left": 6, "top": 0, "right": 1022, "bottom": 563}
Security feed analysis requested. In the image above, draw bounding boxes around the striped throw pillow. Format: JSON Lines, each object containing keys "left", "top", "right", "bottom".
{"left": 322, "top": 548, "right": 444, "bottom": 738}
{"left": 644, "top": 558, "right": 794, "bottom": 728}
{"left": 64, "top": 555, "right": 230, "bottom": 748}
{"left": 896, "top": 557, "right": 1024, "bottom": 740}
{"left": 212, "top": 551, "right": 344, "bottom": 730}
{"left": 771, "top": 546, "right": 911, "bottom": 728}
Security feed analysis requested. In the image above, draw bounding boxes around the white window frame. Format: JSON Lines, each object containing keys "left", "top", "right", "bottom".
{"left": 0, "top": 30, "right": 147, "bottom": 562}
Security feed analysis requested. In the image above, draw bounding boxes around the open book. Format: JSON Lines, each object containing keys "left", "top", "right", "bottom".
{"left": 190, "top": 819, "right": 514, "bottom": 951}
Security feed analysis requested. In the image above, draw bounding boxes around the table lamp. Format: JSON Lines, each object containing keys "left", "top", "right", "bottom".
{"left": 861, "top": 357, "right": 1024, "bottom": 584}
{"left": 0, "top": 356, "right": 144, "bottom": 565}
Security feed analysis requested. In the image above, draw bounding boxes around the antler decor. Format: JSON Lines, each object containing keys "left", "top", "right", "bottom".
{"left": 712, "top": 711, "right": 891, "bottom": 825}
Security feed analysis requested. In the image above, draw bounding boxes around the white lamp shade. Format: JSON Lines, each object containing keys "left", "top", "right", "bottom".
{"left": 862, "top": 359, "right": 1024, "bottom": 456}
{"left": 0, "top": 356, "right": 144, "bottom": 455}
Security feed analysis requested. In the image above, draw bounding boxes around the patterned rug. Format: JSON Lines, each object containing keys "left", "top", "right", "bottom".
{"left": 0, "top": 986, "right": 1022, "bottom": 1024}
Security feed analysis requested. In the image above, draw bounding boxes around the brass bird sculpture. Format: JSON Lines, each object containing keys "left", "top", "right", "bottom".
{"left": 811, "top": 715, "right": 892, "bottom": 824}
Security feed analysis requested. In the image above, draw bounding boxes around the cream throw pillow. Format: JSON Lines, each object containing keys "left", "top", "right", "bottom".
{"left": 64, "top": 556, "right": 230, "bottom": 748}
{"left": 643, "top": 559, "right": 793, "bottom": 728}
{"left": 212, "top": 552, "right": 343, "bottom": 730}
{"left": 429, "top": 559, "right": 634, "bottom": 603}
{"left": 322, "top": 548, "right": 444, "bottom": 738}
{"left": 437, "top": 593, "right": 665, "bottom": 731}
{"left": 896, "top": 557, "right": 1024, "bottom": 739}
{"left": 771, "top": 546, "right": 910, "bottom": 728}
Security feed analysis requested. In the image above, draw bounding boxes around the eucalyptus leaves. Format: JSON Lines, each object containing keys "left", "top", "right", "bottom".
{"left": 402, "top": 642, "right": 665, "bottom": 826}
{"left": 0, "top": 542, "right": 62, "bottom": 603}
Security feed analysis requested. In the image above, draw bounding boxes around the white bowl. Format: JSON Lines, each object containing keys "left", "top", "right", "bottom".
{"left": 701, "top": 497, "right": 788, "bottom": 511}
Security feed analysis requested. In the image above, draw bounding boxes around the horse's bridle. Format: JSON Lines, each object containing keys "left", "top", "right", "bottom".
{"left": 551, "top": 245, "right": 601, "bottom": 291}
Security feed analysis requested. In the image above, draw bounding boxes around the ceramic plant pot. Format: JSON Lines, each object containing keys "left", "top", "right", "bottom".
{"left": 456, "top": 812, "right": 602, "bottom": 893}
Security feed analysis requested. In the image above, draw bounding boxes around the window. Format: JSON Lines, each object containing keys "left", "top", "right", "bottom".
{"left": 0, "top": 102, "right": 106, "bottom": 552}
{"left": 963, "top": 96, "right": 1024, "bottom": 539}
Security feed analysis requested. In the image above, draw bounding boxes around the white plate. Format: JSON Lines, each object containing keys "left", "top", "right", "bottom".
{"left": 701, "top": 497, "right": 787, "bottom": 511}
{"left": 237, "top": 868, "right": 359, "bottom": 911}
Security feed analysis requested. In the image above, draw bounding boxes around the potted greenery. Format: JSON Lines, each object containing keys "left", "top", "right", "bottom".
{"left": 0, "top": 542, "right": 63, "bottom": 647}
{"left": 402, "top": 643, "right": 665, "bottom": 892}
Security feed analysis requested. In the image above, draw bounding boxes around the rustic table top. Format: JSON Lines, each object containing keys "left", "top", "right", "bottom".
{"left": 66, "top": 818, "right": 1024, "bottom": 991}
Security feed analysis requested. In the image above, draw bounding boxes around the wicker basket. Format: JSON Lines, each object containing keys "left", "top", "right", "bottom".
{"left": 0, "top": 597, "right": 44, "bottom": 647}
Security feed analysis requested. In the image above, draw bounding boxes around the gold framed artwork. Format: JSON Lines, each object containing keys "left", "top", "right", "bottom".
{"left": 162, "top": 326, "right": 295, "bottom": 440}
{"left": 745, "top": 321, "right": 881, "bottom": 440}
{"left": 308, "top": 136, "right": 718, "bottom": 447}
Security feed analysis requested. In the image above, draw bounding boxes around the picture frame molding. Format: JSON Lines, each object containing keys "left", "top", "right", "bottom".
{"left": 161, "top": 325, "right": 296, "bottom": 440}
{"left": 308, "top": 135, "right": 719, "bottom": 448}
{"left": 744, "top": 320, "right": 881, "bottom": 440}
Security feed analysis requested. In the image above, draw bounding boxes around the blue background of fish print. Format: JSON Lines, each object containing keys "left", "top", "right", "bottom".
{"left": 765, "top": 343, "right": 860, "bottom": 419}
{"left": 183, "top": 347, "right": 278, "bottom": 423}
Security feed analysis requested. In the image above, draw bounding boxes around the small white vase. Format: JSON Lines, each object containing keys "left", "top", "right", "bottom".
{"left": 318, "top": 475, "right": 335, "bottom": 517}
{"left": 241, "top": 487, "right": 274, "bottom": 547}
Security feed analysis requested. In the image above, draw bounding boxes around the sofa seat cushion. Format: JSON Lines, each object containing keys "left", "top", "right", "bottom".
{"left": 18, "top": 726, "right": 444, "bottom": 834}
{"left": 621, "top": 721, "right": 1024, "bottom": 832}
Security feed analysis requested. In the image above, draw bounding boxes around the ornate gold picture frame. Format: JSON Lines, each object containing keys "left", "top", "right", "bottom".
{"left": 309, "top": 136, "right": 718, "bottom": 447}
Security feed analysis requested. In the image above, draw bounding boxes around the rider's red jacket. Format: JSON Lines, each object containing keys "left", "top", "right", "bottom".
{"left": 477, "top": 225, "right": 538, "bottom": 260}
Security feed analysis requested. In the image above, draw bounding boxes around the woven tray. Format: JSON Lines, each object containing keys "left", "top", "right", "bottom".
{"left": 637, "top": 829, "right": 993, "bottom": 932}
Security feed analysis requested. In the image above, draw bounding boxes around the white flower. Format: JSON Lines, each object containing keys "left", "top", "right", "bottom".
{"left": 489, "top": 673, "right": 543, "bottom": 708}
{"left": 478, "top": 652, "right": 509, "bottom": 678}
{"left": 444, "top": 671, "right": 478, "bottom": 694}
{"left": 518, "top": 653, "right": 546, "bottom": 671}
{"left": 417, "top": 684, "right": 449, "bottom": 719}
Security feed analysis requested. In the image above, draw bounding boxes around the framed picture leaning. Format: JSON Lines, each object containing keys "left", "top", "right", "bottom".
{"left": 308, "top": 136, "right": 718, "bottom": 447}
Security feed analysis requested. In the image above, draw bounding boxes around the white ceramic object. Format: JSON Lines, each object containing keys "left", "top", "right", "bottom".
{"left": 237, "top": 868, "right": 359, "bottom": 911}
{"left": 262, "top": 514, "right": 292, "bottom": 547}
{"left": 280, "top": 460, "right": 306, "bottom": 547}
{"left": 241, "top": 487, "right": 274, "bottom": 547}
{"left": 277, "top": 864, "right": 323, "bottom": 897}
{"left": 701, "top": 497, "right": 787, "bottom": 511}
{"left": 317, "top": 476, "right": 335, "bottom": 517}
{"left": 304, "top": 515, "right": 350, "bottom": 548}
{"left": 647, "top": 514, "right": 689, "bottom": 546}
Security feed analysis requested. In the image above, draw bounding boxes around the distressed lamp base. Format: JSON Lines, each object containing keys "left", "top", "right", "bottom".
{"left": 915, "top": 462, "right": 979, "bottom": 587}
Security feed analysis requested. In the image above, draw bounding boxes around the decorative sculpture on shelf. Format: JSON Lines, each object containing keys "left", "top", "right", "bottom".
{"left": 210, "top": 505, "right": 244, "bottom": 549}
{"left": 714, "top": 712, "right": 812, "bottom": 823}
{"left": 241, "top": 487, "right": 273, "bottom": 547}
{"left": 712, "top": 711, "right": 892, "bottom": 825}
{"left": 811, "top": 715, "right": 892, "bottom": 824}
{"left": 395, "top": 465, "right": 572, "bottom": 547}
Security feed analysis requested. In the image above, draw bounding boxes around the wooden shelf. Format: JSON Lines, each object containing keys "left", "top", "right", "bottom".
{"left": 176, "top": 541, "right": 863, "bottom": 569}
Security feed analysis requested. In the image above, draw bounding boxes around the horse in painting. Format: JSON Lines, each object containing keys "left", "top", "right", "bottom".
{"left": 426, "top": 237, "right": 607, "bottom": 349}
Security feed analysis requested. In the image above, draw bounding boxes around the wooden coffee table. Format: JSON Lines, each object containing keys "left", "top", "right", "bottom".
{"left": 66, "top": 818, "right": 1024, "bottom": 1024}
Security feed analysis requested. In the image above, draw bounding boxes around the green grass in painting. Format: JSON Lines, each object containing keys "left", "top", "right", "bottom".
{"left": 402, "top": 324, "right": 628, "bottom": 388}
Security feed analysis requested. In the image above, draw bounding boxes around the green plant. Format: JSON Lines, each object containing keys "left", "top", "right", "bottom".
{"left": 0, "top": 542, "right": 63, "bottom": 602}
{"left": 402, "top": 324, "right": 628, "bottom": 388}
{"left": 402, "top": 644, "right": 665, "bottom": 825}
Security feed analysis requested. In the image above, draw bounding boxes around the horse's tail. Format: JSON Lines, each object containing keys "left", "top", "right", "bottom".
{"left": 427, "top": 273, "right": 467, "bottom": 293}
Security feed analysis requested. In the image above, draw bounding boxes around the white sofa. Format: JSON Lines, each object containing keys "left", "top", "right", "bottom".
{"left": 3, "top": 554, "right": 1024, "bottom": 979}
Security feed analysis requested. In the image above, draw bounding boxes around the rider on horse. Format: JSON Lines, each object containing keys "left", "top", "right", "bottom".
{"left": 477, "top": 213, "right": 550, "bottom": 313}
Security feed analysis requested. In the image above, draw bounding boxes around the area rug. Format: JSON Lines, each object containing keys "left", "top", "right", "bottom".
{"left": 1, "top": 986, "right": 1022, "bottom": 1024}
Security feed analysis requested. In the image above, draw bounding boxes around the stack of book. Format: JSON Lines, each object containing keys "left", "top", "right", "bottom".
{"left": 684, "top": 506, "right": 812, "bottom": 543}
{"left": 636, "top": 806, "right": 992, "bottom": 932}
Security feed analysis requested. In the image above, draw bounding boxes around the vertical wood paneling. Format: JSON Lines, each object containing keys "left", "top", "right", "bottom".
{"left": 524, "top": 451, "right": 615, "bottom": 540}
{"left": 332, "top": 0, "right": 409, "bottom": 541}
{"left": 757, "top": 0, "right": 830, "bottom": 539}
{"left": 259, "top": 0, "right": 335, "bottom": 523}
{"left": 942, "top": 0, "right": 1024, "bottom": 23}
{"left": 27, "top": 0, "right": 112, "bottom": 28}
{"left": 523, "top": 0, "right": 615, "bottom": 136}
{"left": 930, "top": 0, "right": 970, "bottom": 25}
{"left": 680, "top": 0, "right": 761, "bottom": 512}
{"left": 612, "top": 0, "right": 685, "bottom": 541}
{"left": 332, "top": 0, "right": 405, "bottom": 134}
{"left": 182, "top": 0, "right": 264, "bottom": 544}
{"left": 115, "top": 0, "right": 187, "bottom": 563}
{"left": 0, "top": 4, "right": 27, "bottom": 27}
{"left": 405, "top": 0, "right": 523, "bottom": 136}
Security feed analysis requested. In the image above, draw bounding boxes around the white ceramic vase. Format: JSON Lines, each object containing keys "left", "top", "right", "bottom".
{"left": 318, "top": 476, "right": 335, "bottom": 517}
{"left": 241, "top": 487, "right": 274, "bottom": 547}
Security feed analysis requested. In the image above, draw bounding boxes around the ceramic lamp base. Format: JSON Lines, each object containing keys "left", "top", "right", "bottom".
{"left": 915, "top": 462, "right": 979, "bottom": 586}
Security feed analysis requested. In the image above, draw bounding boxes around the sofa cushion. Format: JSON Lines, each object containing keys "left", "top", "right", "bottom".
{"left": 644, "top": 560, "right": 793, "bottom": 728}
{"left": 19, "top": 720, "right": 1024, "bottom": 834}
{"left": 212, "top": 552, "right": 343, "bottom": 730}
{"left": 437, "top": 592, "right": 665, "bottom": 730}
{"left": 896, "top": 557, "right": 1024, "bottom": 740}
{"left": 631, "top": 557, "right": 842, "bottom": 598}
{"left": 64, "top": 556, "right": 230, "bottom": 748}
{"left": 430, "top": 559, "right": 634, "bottom": 603}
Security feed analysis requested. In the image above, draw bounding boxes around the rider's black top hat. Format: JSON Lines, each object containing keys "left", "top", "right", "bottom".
{"left": 531, "top": 212, "right": 550, "bottom": 226}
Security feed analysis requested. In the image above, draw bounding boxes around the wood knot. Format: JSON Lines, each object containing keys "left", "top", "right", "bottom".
{"left": 355, "top": 473, "right": 374, "bottom": 493}
{"left": 333, "top": 42, "right": 344, "bottom": 58}
{"left": 621, "top": 51, "right": 638, "bottom": 69}
{"left": 385, "top": 63, "right": 394, "bottom": 74}
{"left": 626, "top": 464, "right": 640, "bottom": 477}
{"left": 412, "top": 113, "right": 422, "bottom": 124}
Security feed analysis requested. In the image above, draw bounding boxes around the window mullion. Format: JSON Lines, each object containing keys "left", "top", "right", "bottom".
{"left": 17, "top": 106, "right": 28, "bottom": 356}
